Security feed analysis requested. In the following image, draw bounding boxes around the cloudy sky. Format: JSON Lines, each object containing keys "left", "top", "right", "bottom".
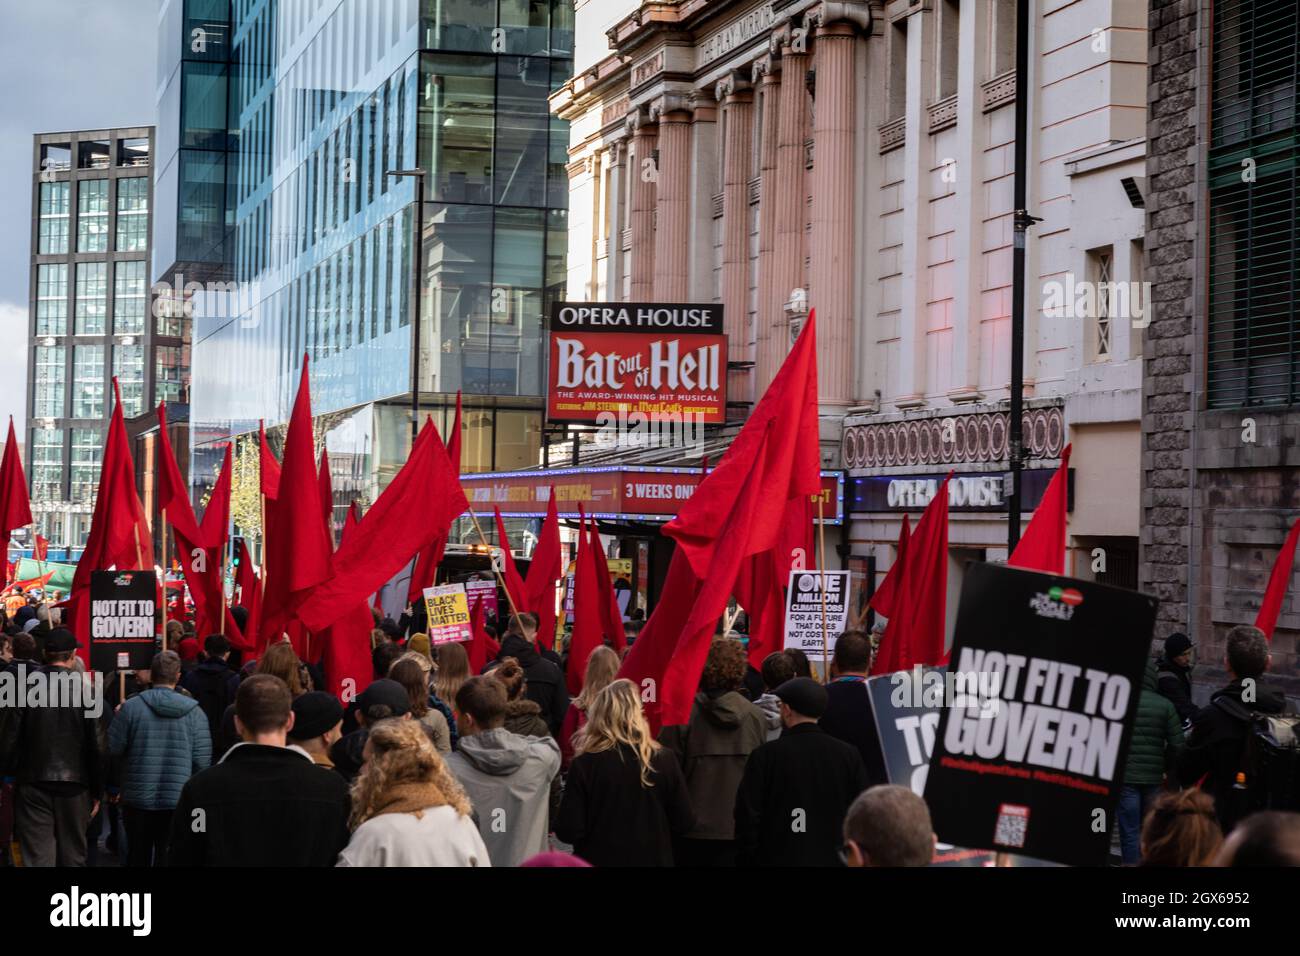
{"left": 0, "top": 0, "right": 158, "bottom": 444}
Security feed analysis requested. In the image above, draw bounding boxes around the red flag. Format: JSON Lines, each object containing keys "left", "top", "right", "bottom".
{"left": 319, "top": 495, "right": 378, "bottom": 702}
{"left": 156, "top": 402, "right": 201, "bottom": 541}
{"left": 1008, "top": 444, "right": 1072, "bottom": 575}
{"left": 1255, "top": 519, "right": 1300, "bottom": 640}
{"left": 588, "top": 520, "right": 627, "bottom": 653}
{"left": 567, "top": 512, "right": 605, "bottom": 696}
{"left": 67, "top": 379, "right": 154, "bottom": 657}
{"left": 260, "top": 359, "right": 333, "bottom": 647}
{"left": 407, "top": 394, "right": 463, "bottom": 604}
{"left": 871, "top": 475, "right": 950, "bottom": 676}
{"left": 235, "top": 537, "right": 261, "bottom": 648}
{"left": 259, "top": 419, "right": 281, "bottom": 501}
{"left": 735, "top": 494, "right": 813, "bottom": 667}
{"left": 525, "top": 489, "right": 562, "bottom": 651}
{"left": 620, "top": 315, "right": 820, "bottom": 728}
{"left": 296, "top": 419, "right": 468, "bottom": 633}
{"left": 13, "top": 571, "right": 54, "bottom": 593}
{"left": 0, "top": 416, "right": 33, "bottom": 549}
{"left": 868, "top": 515, "right": 911, "bottom": 619}
{"left": 319, "top": 448, "right": 334, "bottom": 547}
{"left": 33, "top": 535, "right": 48, "bottom": 563}
{"left": 494, "top": 507, "right": 527, "bottom": 616}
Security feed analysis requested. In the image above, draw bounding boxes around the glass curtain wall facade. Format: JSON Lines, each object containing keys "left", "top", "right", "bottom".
{"left": 187, "top": 0, "right": 571, "bottom": 510}
{"left": 27, "top": 128, "right": 158, "bottom": 555}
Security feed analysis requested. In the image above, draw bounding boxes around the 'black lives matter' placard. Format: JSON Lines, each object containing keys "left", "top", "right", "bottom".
{"left": 923, "top": 562, "right": 1157, "bottom": 867}
{"left": 89, "top": 570, "right": 159, "bottom": 673}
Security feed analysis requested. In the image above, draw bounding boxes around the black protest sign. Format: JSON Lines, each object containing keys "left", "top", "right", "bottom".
{"left": 89, "top": 570, "right": 159, "bottom": 673}
{"left": 922, "top": 562, "right": 1157, "bottom": 867}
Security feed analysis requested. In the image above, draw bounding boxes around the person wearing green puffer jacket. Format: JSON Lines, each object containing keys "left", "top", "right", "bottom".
{"left": 1116, "top": 659, "right": 1184, "bottom": 865}
{"left": 108, "top": 651, "right": 212, "bottom": 867}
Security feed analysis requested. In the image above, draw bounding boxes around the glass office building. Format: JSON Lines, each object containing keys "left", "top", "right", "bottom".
{"left": 27, "top": 127, "right": 167, "bottom": 556}
{"left": 162, "top": 0, "right": 572, "bottom": 506}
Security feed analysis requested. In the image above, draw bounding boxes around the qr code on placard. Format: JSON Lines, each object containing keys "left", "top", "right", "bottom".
{"left": 993, "top": 803, "right": 1029, "bottom": 848}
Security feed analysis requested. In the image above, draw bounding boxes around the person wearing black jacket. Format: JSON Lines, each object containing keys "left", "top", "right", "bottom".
{"left": 0, "top": 629, "right": 107, "bottom": 866}
{"left": 180, "top": 634, "right": 241, "bottom": 744}
{"left": 734, "top": 678, "right": 869, "bottom": 867}
{"left": 167, "top": 674, "right": 350, "bottom": 866}
{"left": 1179, "top": 625, "right": 1287, "bottom": 832}
{"left": 1156, "top": 632, "right": 1197, "bottom": 727}
{"left": 489, "top": 614, "right": 569, "bottom": 735}
{"left": 819, "top": 631, "right": 889, "bottom": 785}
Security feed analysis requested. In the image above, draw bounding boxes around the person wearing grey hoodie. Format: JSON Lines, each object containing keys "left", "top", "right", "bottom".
{"left": 107, "top": 651, "right": 211, "bottom": 866}
{"left": 446, "top": 676, "right": 561, "bottom": 867}
{"left": 754, "top": 651, "right": 796, "bottom": 743}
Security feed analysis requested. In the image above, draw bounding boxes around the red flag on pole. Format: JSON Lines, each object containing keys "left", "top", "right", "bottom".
{"left": 619, "top": 313, "right": 820, "bottom": 729}
{"left": 296, "top": 418, "right": 468, "bottom": 633}
{"left": 319, "top": 493, "right": 379, "bottom": 701}
{"left": 0, "top": 416, "right": 33, "bottom": 550}
{"left": 1255, "top": 519, "right": 1300, "bottom": 640}
{"left": 319, "top": 448, "right": 334, "bottom": 547}
{"left": 588, "top": 520, "right": 627, "bottom": 653}
{"left": 493, "top": 507, "right": 527, "bottom": 616}
{"left": 1008, "top": 444, "right": 1073, "bottom": 575}
{"left": 235, "top": 537, "right": 260, "bottom": 648}
{"left": 868, "top": 515, "right": 911, "bottom": 619}
{"left": 33, "top": 535, "right": 48, "bottom": 563}
{"left": 407, "top": 394, "right": 463, "bottom": 606}
{"left": 567, "top": 511, "right": 605, "bottom": 696}
{"left": 525, "top": 488, "right": 562, "bottom": 651}
{"left": 735, "top": 494, "right": 813, "bottom": 667}
{"left": 465, "top": 594, "right": 500, "bottom": 675}
{"left": 260, "top": 359, "right": 333, "bottom": 647}
{"left": 870, "top": 475, "right": 951, "bottom": 676}
{"left": 156, "top": 402, "right": 201, "bottom": 541}
{"left": 259, "top": 419, "right": 281, "bottom": 501}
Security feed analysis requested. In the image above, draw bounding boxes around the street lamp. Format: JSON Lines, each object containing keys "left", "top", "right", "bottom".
{"left": 388, "top": 168, "right": 427, "bottom": 445}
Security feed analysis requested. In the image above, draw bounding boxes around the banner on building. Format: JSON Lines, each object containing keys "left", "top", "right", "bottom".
{"left": 89, "top": 570, "right": 159, "bottom": 673}
{"left": 923, "top": 562, "right": 1158, "bottom": 867}
{"left": 423, "top": 583, "right": 472, "bottom": 645}
{"left": 547, "top": 302, "right": 727, "bottom": 424}
{"left": 782, "top": 570, "right": 850, "bottom": 661}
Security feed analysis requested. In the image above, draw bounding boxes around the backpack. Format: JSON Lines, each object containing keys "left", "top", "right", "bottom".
{"left": 1213, "top": 696, "right": 1300, "bottom": 815}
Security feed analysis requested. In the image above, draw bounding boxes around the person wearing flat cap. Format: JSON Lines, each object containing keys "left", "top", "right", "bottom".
{"left": 1155, "top": 632, "right": 1197, "bottom": 727}
{"left": 328, "top": 679, "right": 421, "bottom": 784}
{"left": 289, "top": 692, "right": 345, "bottom": 769}
{"left": 733, "top": 677, "right": 868, "bottom": 867}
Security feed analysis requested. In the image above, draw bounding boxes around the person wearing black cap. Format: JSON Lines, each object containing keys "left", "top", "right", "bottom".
{"left": 328, "top": 679, "right": 414, "bottom": 784}
{"left": 1155, "top": 632, "right": 1197, "bottom": 727}
{"left": 289, "top": 692, "right": 345, "bottom": 770}
{"left": 0, "top": 628, "right": 107, "bottom": 867}
{"left": 733, "top": 677, "right": 868, "bottom": 867}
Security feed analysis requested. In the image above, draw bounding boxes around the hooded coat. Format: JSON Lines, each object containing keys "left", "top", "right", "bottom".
{"left": 491, "top": 634, "right": 569, "bottom": 735}
{"left": 107, "top": 686, "right": 212, "bottom": 810}
{"left": 1120, "top": 661, "right": 1185, "bottom": 787}
{"left": 503, "top": 698, "right": 550, "bottom": 739}
{"left": 660, "top": 689, "right": 767, "bottom": 840}
{"left": 446, "top": 728, "right": 561, "bottom": 866}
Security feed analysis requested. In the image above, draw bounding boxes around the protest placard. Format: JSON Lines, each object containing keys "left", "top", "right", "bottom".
{"left": 423, "top": 583, "right": 472, "bottom": 645}
{"left": 89, "top": 570, "right": 159, "bottom": 673}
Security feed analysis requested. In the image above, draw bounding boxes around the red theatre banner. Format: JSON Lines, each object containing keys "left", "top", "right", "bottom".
{"left": 460, "top": 466, "right": 844, "bottom": 524}
{"left": 547, "top": 302, "right": 727, "bottom": 424}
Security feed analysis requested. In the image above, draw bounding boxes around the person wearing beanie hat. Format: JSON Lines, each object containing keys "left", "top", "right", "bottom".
{"left": 1155, "top": 632, "right": 1197, "bottom": 727}
{"left": 289, "top": 692, "right": 344, "bottom": 769}
{"left": 734, "top": 676, "right": 868, "bottom": 867}
{"left": 408, "top": 633, "right": 432, "bottom": 659}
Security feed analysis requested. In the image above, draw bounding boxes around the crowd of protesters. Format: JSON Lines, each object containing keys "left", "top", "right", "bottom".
{"left": 1, "top": 589, "right": 1298, "bottom": 867}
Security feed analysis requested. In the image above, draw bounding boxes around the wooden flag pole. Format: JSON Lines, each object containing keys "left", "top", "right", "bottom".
{"left": 467, "top": 507, "right": 522, "bottom": 622}
{"left": 818, "top": 492, "right": 830, "bottom": 683}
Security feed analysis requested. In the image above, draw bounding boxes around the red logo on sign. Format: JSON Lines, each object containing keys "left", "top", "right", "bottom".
{"left": 1059, "top": 588, "right": 1084, "bottom": 607}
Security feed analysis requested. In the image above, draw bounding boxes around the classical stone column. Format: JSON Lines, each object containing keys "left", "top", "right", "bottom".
{"left": 808, "top": 19, "right": 859, "bottom": 406}
{"left": 627, "top": 111, "right": 658, "bottom": 301}
{"left": 763, "top": 37, "right": 810, "bottom": 392}
{"left": 604, "top": 138, "right": 626, "bottom": 300}
{"left": 687, "top": 91, "right": 719, "bottom": 303}
{"left": 753, "top": 56, "right": 782, "bottom": 401}
{"left": 652, "top": 99, "right": 693, "bottom": 301}
{"left": 718, "top": 73, "right": 755, "bottom": 404}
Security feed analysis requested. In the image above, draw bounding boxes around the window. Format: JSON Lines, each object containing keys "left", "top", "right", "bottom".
{"left": 77, "top": 179, "right": 109, "bottom": 252}
{"left": 118, "top": 137, "right": 150, "bottom": 167}
{"left": 75, "top": 263, "right": 108, "bottom": 334}
{"left": 888, "top": 18, "right": 909, "bottom": 121}
{"left": 495, "top": 56, "right": 550, "bottom": 206}
{"left": 991, "top": 0, "right": 1016, "bottom": 77}
{"left": 35, "top": 264, "right": 68, "bottom": 336}
{"left": 31, "top": 428, "right": 63, "bottom": 501}
{"left": 70, "top": 429, "right": 103, "bottom": 502}
{"left": 155, "top": 344, "right": 190, "bottom": 404}
{"left": 73, "top": 345, "right": 105, "bottom": 418}
{"left": 116, "top": 177, "right": 149, "bottom": 251}
{"left": 938, "top": 0, "right": 960, "bottom": 100}
{"left": 155, "top": 289, "right": 187, "bottom": 338}
{"left": 38, "top": 182, "right": 70, "bottom": 254}
{"left": 1129, "top": 240, "right": 1145, "bottom": 359}
{"left": 1087, "top": 246, "right": 1114, "bottom": 362}
{"left": 33, "top": 346, "right": 65, "bottom": 418}
{"left": 77, "top": 140, "right": 110, "bottom": 169}
{"left": 114, "top": 344, "right": 145, "bottom": 417}
{"left": 419, "top": 54, "right": 495, "bottom": 205}
{"left": 40, "top": 142, "right": 71, "bottom": 173}
{"left": 114, "top": 261, "right": 147, "bottom": 335}
{"left": 1211, "top": 0, "right": 1297, "bottom": 150}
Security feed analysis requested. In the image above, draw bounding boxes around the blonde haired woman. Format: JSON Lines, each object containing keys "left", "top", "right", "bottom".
{"left": 554, "top": 679, "right": 694, "bottom": 866}
{"left": 337, "top": 720, "right": 489, "bottom": 867}
{"left": 558, "top": 645, "right": 620, "bottom": 770}
{"left": 433, "top": 641, "right": 471, "bottom": 722}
